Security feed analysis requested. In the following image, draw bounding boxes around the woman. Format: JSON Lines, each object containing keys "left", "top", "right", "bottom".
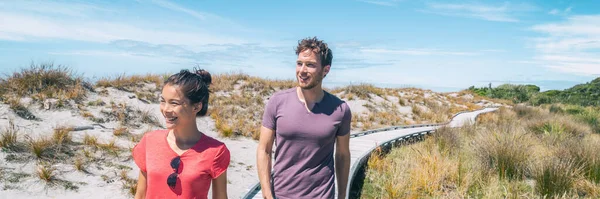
{"left": 133, "top": 68, "right": 230, "bottom": 199}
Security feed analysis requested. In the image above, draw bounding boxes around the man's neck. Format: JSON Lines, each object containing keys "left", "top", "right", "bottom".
{"left": 297, "top": 86, "right": 325, "bottom": 105}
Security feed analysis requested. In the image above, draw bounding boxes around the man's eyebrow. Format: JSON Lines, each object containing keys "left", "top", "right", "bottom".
{"left": 297, "top": 60, "right": 317, "bottom": 64}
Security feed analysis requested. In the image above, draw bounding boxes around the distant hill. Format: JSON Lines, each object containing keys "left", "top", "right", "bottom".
{"left": 468, "top": 77, "right": 600, "bottom": 107}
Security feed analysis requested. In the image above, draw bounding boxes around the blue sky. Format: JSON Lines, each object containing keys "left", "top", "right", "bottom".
{"left": 1, "top": 0, "right": 599, "bottom": 92}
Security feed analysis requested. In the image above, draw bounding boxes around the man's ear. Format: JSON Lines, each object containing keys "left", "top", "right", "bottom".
{"left": 323, "top": 65, "right": 331, "bottom": 78}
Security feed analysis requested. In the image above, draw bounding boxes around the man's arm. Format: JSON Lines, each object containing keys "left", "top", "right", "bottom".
{"left": 335, "top": 133, "right": 351, "bottom": 199}
{"left": 256, "top": 126, "right": 276, "bottom": 199}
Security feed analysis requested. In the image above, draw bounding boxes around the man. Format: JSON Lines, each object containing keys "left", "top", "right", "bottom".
{"left": 256, "top": 37, "right": 352, "bottom": 199}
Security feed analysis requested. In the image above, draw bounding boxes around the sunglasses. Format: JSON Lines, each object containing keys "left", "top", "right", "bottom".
{"left": 167, "top": 156, "right": 181, "bottom": 189}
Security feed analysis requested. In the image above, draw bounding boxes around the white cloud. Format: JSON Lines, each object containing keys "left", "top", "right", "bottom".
{"left": 0, "top": 32, "right": 26, "bottom": 41}
{"left": 0, "top": 1, "right": 250, "bottom": 45}
{"left": 481, "top": 49, "right": 506, "bottom": 53}
{"left": 422, "top": 2, "right": 537, "bottom": 22}
{"left": 0, "top": 1, "right": 114, "bottom": 17}
{"left": 531, "top": 15, "right": 600, "bottom": 75}
{"left": 548, "top": 6, "right": 572, "bottom": 16}
{"left": 356, "top": 0, "right": 403, "bottom": 7}
{"left": 360, "top": 48, "right": 479, "bottom": 56}
{"left": 150, "top": 0, "right": 209, "bottom": 20}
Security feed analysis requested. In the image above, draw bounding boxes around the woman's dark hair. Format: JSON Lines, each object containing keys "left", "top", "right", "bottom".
{"left": 164, "top": 68, "right": 212, "bottom": 116}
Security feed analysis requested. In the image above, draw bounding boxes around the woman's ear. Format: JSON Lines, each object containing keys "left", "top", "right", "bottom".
{"left": 194, "top": 102, "right": 203, "bottom": 113}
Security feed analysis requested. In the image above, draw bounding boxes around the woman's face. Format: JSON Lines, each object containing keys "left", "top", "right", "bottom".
{"left": 159, "top": 84, "right": 201, "bottom": 129}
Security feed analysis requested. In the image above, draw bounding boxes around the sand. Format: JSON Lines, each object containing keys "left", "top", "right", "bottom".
{"left": 0, "top": 86, "right": 493, "bottom": 199}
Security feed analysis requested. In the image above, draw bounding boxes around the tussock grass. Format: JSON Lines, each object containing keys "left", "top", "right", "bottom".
{"left": 433, "top": 126, "right": 461, "bottom": 154}
{"left": 410, "top": 104, "right": 422, "bottom": 117}
{"left": 74, "top": 157, "right": 85, "bottom": 171}
{"left": 360, "top": 105, "right": 600, "bottom": 198}
{"left": 533, "top": 158, "right": 581, "bottom": 198}
{"left": 140, "top": 109, "right": 160, "bottom": 127}
{"left": 6, "top": 97, "right": 36, "bottom": 120}
{"left": 36, "top": 162, "right": 56, "bottom": 183}
{"left": 82, "top": 148, "right": 94, "bottom": 159}
{"left": 354, "top": 101, "right": 410, "bottom": 130}
{"left": 86, "top": 99, "right": 106, "bottom": 106}
{"left": 119, "top": 170, "right": 137, "bottom": 196}
{"left": 560, "top": 136, "right": 600, "bottom": 184}
{"left": 95, "top": 73, "right": 164, "bottom": 92}
{"left": 99, "top": 139, "right": 122, "bottom": 156}
{"left": 362, "top": 139, "right": 461, "bottom": 198}
{"left": 85, "top": 72, "right": 488, "bottom": 138}
{"left": 474, "top": 126, "right": 532, "bottom": 181}
{"left": 99, "top": 102, "right": 161, "bottom": 128}
{"left": 0, "top": 119, "right": 20, "bottom": 150}
{"left": 52, "top": 126, "right": 73, "bottom": 145}
{"left": 347, "top": 89, "right": 483, "bottom": 131}
{"left": 81, "top": 111, "right": 94, "bottom": 119}
{"left": 543, "top": 104, "right": 600, "bottom": 134}
{"left": 331, "top": 84, "right": 386, "bottom": 100}
{"left": 83, "top": 134, "right": 98, "bottom": 147}
{"left": 113, "top": 127, "right": 129, "bottom": 137}
{"left": 29, "top": 137, "right": 52, "bottom": 159}
{"left": 209, "top": 73, "right": 294, "bottom": 139}
{"left": 0, "top": 63, "right": 89, "bottom": 103}
{"left": 135, "top": 91, "right": 158, "bottom": 103}
{"left": 514, "top": 104, "right": 541, "bottom": 118}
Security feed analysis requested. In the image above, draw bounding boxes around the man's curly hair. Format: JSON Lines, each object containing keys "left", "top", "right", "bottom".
{"left": 295, "top": 37, "right": 333, "bottom": 67}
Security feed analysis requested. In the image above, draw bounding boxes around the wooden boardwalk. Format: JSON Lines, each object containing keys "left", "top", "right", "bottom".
{"left": 242, "top": 107, "right": 499, "bottom": 199}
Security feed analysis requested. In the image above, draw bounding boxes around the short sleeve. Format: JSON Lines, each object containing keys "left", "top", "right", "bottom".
{"left": 261, "top": 96, "right": 278, "bottom": 130}
{"left": 211, "top": 145, "right": 231, "bottom": 179}
{"left": 336, "top": 102, "right": 352, "bottom": 136}
{"left": 132, "top": 135, "right": 147, "bottom": 173}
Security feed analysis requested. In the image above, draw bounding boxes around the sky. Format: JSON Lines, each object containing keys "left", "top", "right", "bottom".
{"left": 0, "top": 0, "right": 599, "bottom": 92}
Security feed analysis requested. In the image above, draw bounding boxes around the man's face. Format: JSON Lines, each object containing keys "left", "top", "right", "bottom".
{"left": 296, "top": 49, "right": 330, "bottom": 90}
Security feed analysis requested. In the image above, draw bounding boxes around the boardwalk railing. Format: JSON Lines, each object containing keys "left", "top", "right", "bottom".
{"left": 242, "top": 107, "right": 500, "bottom": 199}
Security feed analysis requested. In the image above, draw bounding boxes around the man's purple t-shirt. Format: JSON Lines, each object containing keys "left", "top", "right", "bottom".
{"left": 262, "top": 88, "right": 352, "bottom": 199}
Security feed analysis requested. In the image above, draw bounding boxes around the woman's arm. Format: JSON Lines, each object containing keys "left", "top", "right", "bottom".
{"left": 134, "top": 171, "right": 147, "bottom": 199}
{"left": 212, "top": 170, "right": 228, "bottom": 199}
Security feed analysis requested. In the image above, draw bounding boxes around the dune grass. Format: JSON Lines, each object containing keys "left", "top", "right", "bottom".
{"left": 208, "top": 73, "right": 485, "bottom": 137}
{"left": 74, "top": 157, "right": 85, "bottom": 172}
{"left": 331, "top": 83, "right": 387, "bottom": 100}
{"left": 83, "top": 134, "right": 99, "bottom": 147}
{"left": 209, "top": 73, "right": 295, "bottom": 139}
{"left": 119, "top": 170, "right": 137, "bottom": 196}
{"left": 97, "top": 102, "right": 161, "bottom": 128}
{"left": 0, "top": 63, "right": 89, "bottom": 102}
{"left": 36, "top": 162, "right": 56, "bottom": 183}
{"left": 95, "top": 73, "right": 165, "bottom": 92}
{"left": 0, "top": 119, "right": 20, "bottom": 150}
{"left": 0, "top": 68, "right": 488, "bottom": 139}
{"left": 359, "top": 105, "right": 600, "bottom": 198}
{"left": 0, "top": 63, "right": 92, "bottom": 120}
